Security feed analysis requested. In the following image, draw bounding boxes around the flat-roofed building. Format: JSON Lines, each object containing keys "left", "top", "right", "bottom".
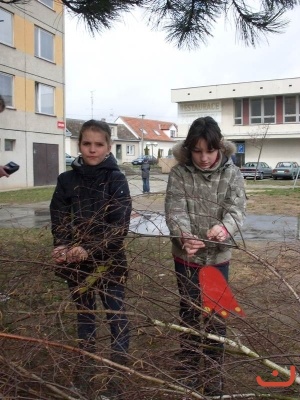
{"left": 171, "top": 77, "right": 300, "bottom": 168}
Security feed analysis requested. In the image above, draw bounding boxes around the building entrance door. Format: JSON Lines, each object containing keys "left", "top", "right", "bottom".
{"left": 116, "top": 144, "right": 122, "bottom": 163}
{"left": 33, "top": 143, "right": 59, "bottom": 186}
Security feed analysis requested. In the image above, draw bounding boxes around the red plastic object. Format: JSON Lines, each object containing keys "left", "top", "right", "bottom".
{"left": 199, "top": 266, "right": 245, "bottom": 318}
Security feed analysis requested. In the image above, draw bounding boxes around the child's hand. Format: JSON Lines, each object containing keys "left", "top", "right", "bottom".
{"left": 181, "top": 232, "right": 206, "bottom": 256}
{"left": 52, "top": 246, "right": 68, "bottom": 264}
{"left": 65, "top": 246, "right": 88, "bottom": 263}
{"left": 0, "top": 166, "right": 9, "bottom": 178}
{"left": 207, "top": 225, "right": 229, "bottom": 242}
{"left": 52, "top": 245, "right": 88, "bottom": 264}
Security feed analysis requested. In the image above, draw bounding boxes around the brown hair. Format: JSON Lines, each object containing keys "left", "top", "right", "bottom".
{"left": 78, "top": 119, "right": 112, "bottom": 144}
{"left": 183, "top": 116, "right": 223, "bottom": 157}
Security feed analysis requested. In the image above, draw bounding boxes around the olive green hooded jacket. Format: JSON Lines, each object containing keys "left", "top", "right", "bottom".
{"left": 165, "top": 140, "right": 246, "bottom": 266}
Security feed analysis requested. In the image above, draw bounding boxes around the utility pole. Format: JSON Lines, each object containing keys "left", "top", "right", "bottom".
{"left": 91, "top": 90, "right": 95, "bottom": 119}
{"left": 139, "top": 114, "right": 145, "bottom": 155}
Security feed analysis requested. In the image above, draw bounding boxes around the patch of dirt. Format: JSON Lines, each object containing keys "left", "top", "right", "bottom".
{"left": 246, "top": 192, "right": 300, "bottom": 216}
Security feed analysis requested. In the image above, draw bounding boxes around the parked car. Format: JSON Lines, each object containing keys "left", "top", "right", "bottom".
{"left": 272, "top": 161, "right": 299, "bottom": 180}
{"left": 131, "top": 155, "right": 157, "bottom": 165}
{"left": 240, "top": 162, "right": 273, "bottom": 180}
{"left": 65, "top": 153, "right": 75, "bottom": 166}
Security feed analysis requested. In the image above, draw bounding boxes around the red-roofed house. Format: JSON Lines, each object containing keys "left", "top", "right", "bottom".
{"left": 114, "top": 116, "right": 178, "bottom": 163}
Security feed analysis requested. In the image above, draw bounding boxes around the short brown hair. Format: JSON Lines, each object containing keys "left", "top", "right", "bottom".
{"left": 78, "top": 119, "right": 111, "bottom": 144}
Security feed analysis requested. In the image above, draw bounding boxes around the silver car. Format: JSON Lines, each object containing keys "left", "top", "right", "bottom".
{"left": 272, "top": 161, "right": 299, "bottom": 180}
{"left": 240, "top": 162, "right": 273, "bottom": 180}
{"left": 65, "top": 153, "right": 75, "bottom": 166}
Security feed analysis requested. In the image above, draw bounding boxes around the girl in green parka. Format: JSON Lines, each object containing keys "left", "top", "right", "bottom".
{"left": 165, "top": 116, "right": 246, "bottom": 396}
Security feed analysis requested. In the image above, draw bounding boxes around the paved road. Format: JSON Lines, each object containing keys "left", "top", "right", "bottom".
{"left": 0, "top": 176, "right": 298, "bottom": 241}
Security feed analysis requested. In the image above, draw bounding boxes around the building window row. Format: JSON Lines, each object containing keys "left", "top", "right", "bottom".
{"left": 0, "top": 72, "right": 55, "bottom": 115}
{"left": 234, "top": 96, "right": 300, "bottom": 125}
{"left": 1, "top": 7, "right": 54, "bottom": 63}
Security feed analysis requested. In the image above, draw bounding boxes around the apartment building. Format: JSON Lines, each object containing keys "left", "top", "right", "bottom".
{"left": 171, "top": 77, "right": 300, "bottom": 167}
{"left": 0, "top": 0, "right": 65, "bottom": 189}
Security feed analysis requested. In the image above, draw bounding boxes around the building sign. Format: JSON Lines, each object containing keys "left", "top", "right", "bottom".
{"left": 57, "top": 121, "right": 65, "bottom": 129}
{"left": 180, "top": 101, "right": 221, "bottom": 113}
{"left": 178, "top": 101, "right": 222, "bottom": 125}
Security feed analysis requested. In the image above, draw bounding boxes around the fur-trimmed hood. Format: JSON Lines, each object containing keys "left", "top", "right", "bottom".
{"left": 172, "top": 139, "right": 236, "bottom": 166}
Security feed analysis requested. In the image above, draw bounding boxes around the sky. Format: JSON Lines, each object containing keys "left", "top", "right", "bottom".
{"left": 64, "top": 6, "right": 300, "bottom": 124}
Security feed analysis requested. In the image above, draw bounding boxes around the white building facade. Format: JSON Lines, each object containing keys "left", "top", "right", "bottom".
{"left": 171, "top": 77, "right": 300, "bottom": 168}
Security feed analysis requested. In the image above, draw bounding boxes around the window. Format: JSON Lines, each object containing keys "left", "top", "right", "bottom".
{"left": 38, "top": 0, "right": 54, "bottom": 8}
{"left": 250, "top": 99, "right": 261, "bottom": 124}
{"left": 263, "top": 98, "right": 275, "bottom": 123}
{"left": 126, "top": 145, "right": 134, "bottom": 156}
{"left": 0, "top": 8, "right": 13, "bottom": 46}
{"left": 0, "top": 72, "right": 13, "bottom": 107}
{"left": 284, "top": 96, "right": 300, "bottom": 123}
{"left": 36, "top": 83, "right": 54, "bottom": 115}
{"left": 250, "top": 97, "right": 275, "bottom": 124}
{"left": 35, "top": 26, "right": 54, "bottom": 62}
{"left": 170, "top": 129, "right": 176, "bottom": 138}
{"left": 234, "top": 99, "right": 242, "bottom": 125}
{"left": 5, "top": 139, "right": 15, "bottom": 151}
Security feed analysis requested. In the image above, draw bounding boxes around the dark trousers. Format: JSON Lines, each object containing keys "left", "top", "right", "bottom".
{"left": 67, "top": 278, "right": 129, "bottom": 356}
{"left": 174, "top": 260, "right": 228, "bottom": 362}
{"left": 142, "top": 178, "right": 150, "bottom": 193}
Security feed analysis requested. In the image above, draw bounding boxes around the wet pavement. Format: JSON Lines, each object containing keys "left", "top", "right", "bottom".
{"left": 0, "top": 176, "right": 298, "bottom": 241}
{"left": 129, "top": 212, "right": 298, "bottom": 241}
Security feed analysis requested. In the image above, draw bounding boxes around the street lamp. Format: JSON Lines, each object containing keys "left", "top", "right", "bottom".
{"left": 90, "top": 90, "right": 95, "bottom": 119}
{"left": 139, "top": 114, "right": 145, "bottom": 155}
{"left": 146, "top": 142, "right": 158, "bottom": 158}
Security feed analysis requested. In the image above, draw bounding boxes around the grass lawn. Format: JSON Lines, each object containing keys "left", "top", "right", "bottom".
{"left": 0, "top": 187, "right": 55, "bottom": 204}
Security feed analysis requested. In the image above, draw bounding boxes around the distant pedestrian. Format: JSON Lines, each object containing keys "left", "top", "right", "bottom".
{"left": 141, "top": 158, "right": 150, "bottom": 193}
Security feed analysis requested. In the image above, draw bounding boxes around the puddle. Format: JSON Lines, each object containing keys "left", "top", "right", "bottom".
{"left": 0, "top": 205, "right": 298, "bottom": 241}
{"left": 129, "top": 212, "right": 298, "bottom": 242}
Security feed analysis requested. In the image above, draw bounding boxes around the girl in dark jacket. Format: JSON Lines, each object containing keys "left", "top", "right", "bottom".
{"left": 50, "top": 120, "right": 132, "bottom": 395}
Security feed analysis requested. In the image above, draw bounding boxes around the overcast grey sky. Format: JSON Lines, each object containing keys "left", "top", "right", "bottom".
{"left": 65, "top": 6, "right": 300, "bottom": 123}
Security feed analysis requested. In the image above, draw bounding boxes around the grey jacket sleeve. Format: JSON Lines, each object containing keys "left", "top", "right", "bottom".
{"left": 165, "top": 168, "right": 193, "bottom": 239}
